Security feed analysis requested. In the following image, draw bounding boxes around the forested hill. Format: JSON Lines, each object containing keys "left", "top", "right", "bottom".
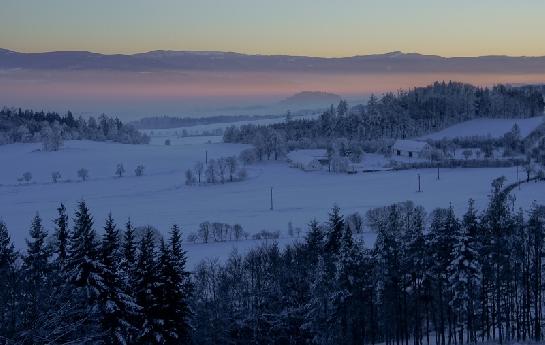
{"left": 224, "top": 82, "right": 545, "bottom": 146}
{"left": 0, "top": 107, "right": 150, "bottom": 146}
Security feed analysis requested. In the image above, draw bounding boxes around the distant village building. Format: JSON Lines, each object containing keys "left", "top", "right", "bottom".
{"left": 392, "top": 139, "right": 431, "bottom": 158}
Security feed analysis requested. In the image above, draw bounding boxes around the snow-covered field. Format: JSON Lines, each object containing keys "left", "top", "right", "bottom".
{"left": 1, "top": 134, "right": 543, "bottom": 267}
{"left": 142, "top": 113, "right": 320, "bottom": 137}
{"left": 420, "top": 116, "right": 544, "bottom": 140}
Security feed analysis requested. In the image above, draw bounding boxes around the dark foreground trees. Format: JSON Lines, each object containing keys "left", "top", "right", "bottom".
{"left": 0, "top": 202, "right": 191, "bottom": 345}
{"left": 1, "top": 179, "right": 545, "bottom": 344}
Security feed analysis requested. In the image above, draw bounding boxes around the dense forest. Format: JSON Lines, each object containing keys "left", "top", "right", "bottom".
{"left": 224, "top": 82, "right": 545, "bottom": 149}
{"left": 0, "top": 108, "right": 150, "bottom": 148}
{"left": 1, "top": 177, "right": 545, "bottom": 344}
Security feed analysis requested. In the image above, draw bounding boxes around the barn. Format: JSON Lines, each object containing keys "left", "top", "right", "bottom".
{"left": 392, "top": 139, "right": 431, "bottom": 158}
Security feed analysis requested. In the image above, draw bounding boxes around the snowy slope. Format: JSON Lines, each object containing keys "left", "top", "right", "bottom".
{"left": 1, "top": 136, "right": 541, "bottom": 267}
{"left": 141, "top": 113, "right": 320, "bottom": 137}
{"left": 420, "top": 116, "right": 544, "bottom": 140}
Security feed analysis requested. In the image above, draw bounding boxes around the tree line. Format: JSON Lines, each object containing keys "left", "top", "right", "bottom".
{"left": 224, "top": 82, "right": 545, "bottom": 151}
{"left": 0, "top": 107, "right": 150, "bottom": 148}
{"left": 2, "top": 177, "right": 545, "bottom": 344}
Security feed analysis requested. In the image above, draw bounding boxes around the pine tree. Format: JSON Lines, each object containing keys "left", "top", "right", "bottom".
{"left": 22, "top": 213, "right": 51, "bottom": 327}
{"left": 325, "top": 205, "right": 344, "bottom": 255}
{"left": 332, "top": 226, "right": 367, "bottom": 344}
{"left": 305, "top": 218, "right": 324, "bottom": 263}
{"left": 156, "top": 234, "right": 191, "bottom": 344}
{"left": 64, "top": 200, "right": 104, "bottom": 341}
{"left": 402, "top": 206, "right": 428, "bottom": 345}
{"left": 448, "top": 200, "right": 481, "bottom": 344}
{"left": 121, "top": 218, "right": 137, "bottom": 285}
{"left": 141, "top": 225, "right": 192, "bottom": 344}
{"left": 0, "top": 220, "right": 17, "bottom": 338}
{"left": 374, "top": 204, "right": 404, "bottom": 345}
{"left": 98, "top": 213, "right": 138, "bottom": 345}
{"left": 303, "top": 256, "right": 334, "bottom": 345}
{"left": 428, "top": 206, "right": 460, "bottom": 345}
{"left": 135, "top": 226, "right": 161, "bottom": 344}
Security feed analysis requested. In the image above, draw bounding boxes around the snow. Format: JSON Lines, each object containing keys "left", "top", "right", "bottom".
{"left": 141, "top": 113, "right": 320, "bottom": 137}
{"left": 1, "top": 135, "right": 543, "bottom": 268}
{"left": 420, "top": 116, "right": 544, "bottom": 140}
{"left": 286, "top": 149, "right": 327, "bottom": 170}
{"left": 392, "top": 139, "right": 429, "bottom": 152}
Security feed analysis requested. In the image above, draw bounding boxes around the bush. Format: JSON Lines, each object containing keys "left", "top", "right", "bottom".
{"left": 135, "top": 164, "right": 145, "bottom": 177}
{"left": 185, "top": 169, "right": 196, "bottom": 185}
{"left": 115, "top": 163, "right": 125, "bottom": 177}
{"left": 19, "top": 172, "right": 32, "bottom": 184}
{"left": 51, "top": 171, "right": 61, "bottom": 183}
{"left": 252, "top": 230, "right": 280, "bottom": 240}
{"left": 186, "top": 232, "right": 198, "bottom": 243}
{"left": 77, "top": 168, "right": 89, "bottom": 181}
{"left": 239, "top": 148, "right": 257, "bottom": 165}
{"left": 165, "top": 139, "right": 171, "bottom": 146}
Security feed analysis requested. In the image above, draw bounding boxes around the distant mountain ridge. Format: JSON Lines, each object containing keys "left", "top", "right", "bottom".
{"left": 2, "top": 49, "right": 545, "bottom": 73}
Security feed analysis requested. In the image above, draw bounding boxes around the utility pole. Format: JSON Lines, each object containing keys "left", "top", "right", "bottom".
{"left": 270, "top": 187, "right": 274, "bottom": 210}
{"left": 205, "top": 150, "right": 208, "bottom": 165}
{"left": 437, "top": 165, "right": 440, "bottom": 180}
{"left": 417, "top": 173, "right": 422, "bottom": 193}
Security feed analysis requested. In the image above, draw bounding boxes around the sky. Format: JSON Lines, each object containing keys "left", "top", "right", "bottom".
{"left": 1, "top": 0, "right": 545, "bottom": 57}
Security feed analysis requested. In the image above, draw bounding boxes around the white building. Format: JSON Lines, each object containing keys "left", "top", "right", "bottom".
{"left": 392, "top": 139, "right": 431, "bottom": 158}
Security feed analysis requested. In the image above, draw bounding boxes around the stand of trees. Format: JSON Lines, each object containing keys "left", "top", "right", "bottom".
{"left": 191, "top": 178, "right": 545, "bottom": 345}
{"left": 185, "top": 156, "right": 247, "bottom": 185}
{"left": 224, "top": 82, "right": 544, "bottom": 151}
{"left": 0, "top": 202, "right": 191, "bottom": 344}
{"left": 0, "top": 107, "right": 150, "bottom": 148}
{"left": 2, "top": 177, "right": 545, "bottom": 344}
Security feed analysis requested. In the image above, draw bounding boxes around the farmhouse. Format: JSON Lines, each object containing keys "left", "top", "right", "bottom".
{"left": 392, "top": 139, "right": 431, "bottom": 158}
{"left": 286, "top": 149, "right": 328, "bottom": 171}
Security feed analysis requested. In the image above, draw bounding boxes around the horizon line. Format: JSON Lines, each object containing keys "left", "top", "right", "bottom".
{"left": 3, "top": 47, "right": 545, "bottom": 60}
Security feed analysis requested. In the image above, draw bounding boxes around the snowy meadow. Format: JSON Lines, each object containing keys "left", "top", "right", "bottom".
{"left": 1, "top": 122, "right": 543, "bottom": 267}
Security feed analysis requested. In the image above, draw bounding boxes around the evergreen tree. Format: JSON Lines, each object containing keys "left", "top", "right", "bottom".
{"left": 0, "top": 220, "right": 17, "bottom": 338}
{"left": 98, "top": 213, "right": 137, "bottom": 345}
{"left": 155, "top": 224, "right": 192, "bottom": 344}
{"left": 64, "top": 200, "right": 104, "bottom": 341}
{"left": 135, "top": 226, "right": 162, "bottom": 344}
{"left": 305, "top": 218, "right": 324, "bottom": 260}
{"left": 325, "top": 205, "right": 344, "bottom": 255}
{"left": 303, "top": 256, "right": 334, "bottom": 345}
{"left": 448, "top": 200, "right": 481, "bottom": 344}
{"left": 22, "top": 213, "right": 51, "bottom": 327}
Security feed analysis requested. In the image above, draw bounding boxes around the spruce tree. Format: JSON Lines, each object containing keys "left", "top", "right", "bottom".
{"left": 22, "top": 213, "right": 51, "bottom": 327}
{"left": 64, "top": 200, "right": 104, "bottom": 341}
{"left": 305, "top": 219, "right": 324, "bottom": 255}
{"left": 0, "top": 220, "right": 17, "bottom": 338}
{"left": 98, "top": 213, "right": 137, "bottom": 345}
{"left": 448, "top": 200, "right": 481, "bottom": 344}
{"left": 325, "top": 205, "right": 344, "bottom": 255}
{"left": 135, "top": 226, "right": 161, "bottom": 344}
{"left": 121, "top": 218, "right": 137, "bottom": 285}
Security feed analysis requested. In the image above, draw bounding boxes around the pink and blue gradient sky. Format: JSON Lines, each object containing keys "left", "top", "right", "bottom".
{"left": 2, "top": 1, "right": 545, "bottom": 119}
{"left": 2, "top": 0, "right": 545, "bottom": 57}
